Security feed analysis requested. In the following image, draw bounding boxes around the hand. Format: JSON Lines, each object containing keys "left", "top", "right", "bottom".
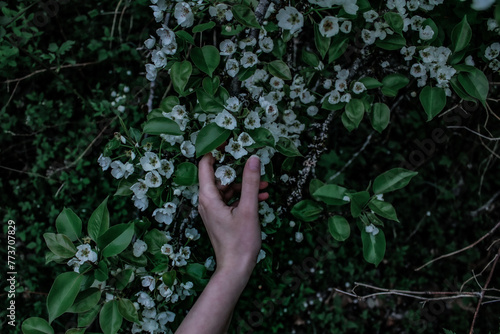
{"left": 198, "top": 154, "right": 269, "bottom": 275}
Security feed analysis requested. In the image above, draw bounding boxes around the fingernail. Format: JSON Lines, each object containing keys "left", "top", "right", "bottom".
{"left": 249, "top": 155, "right": 260, "bottom": 171}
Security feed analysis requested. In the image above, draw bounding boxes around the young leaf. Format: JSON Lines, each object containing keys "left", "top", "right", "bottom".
{"left": 373, "top": 168, "right": 418, "bottom": 194}
{"left": 328, "top": 36, "right": 349, "bottom": 63}
{"left": 361, "top": 229, "right": 386, "bottom": 266}
{"left": 56, "top": 208, "right": 82, "bottom": 242}
{"left": 195, "top": 123, "right": 230, "bottom": 158}
{"left": 192, "top": 21, "right": 216, "bottom": 33}
{"left": 47, "top": 272, "right": 84, "bottom": 323}
{"left": 457, "top": 68, "right": 489, "bottom": 105}
{"left": 419, "top": 86, "right": 446, "bottom": 121}
{"left": 349, "top": 191, "right": 370, "bottom": 218}
{"left": 196, "top": 88, "right": 225, "bottom": 113}
{"left": 78, "top": 305, "right": 100, "bottom": 328}
{"left": 99, "top": 300, "right": 123, "bottom": 334}
{"left": 384, "top": 12, "right": 404, "bottom": 35}
{"left": 381, "top": 73, "right": 409, "bottom": 97}
{"left": 314, "top": 23, "right": 331, "bottom": 59}
{"left": 276, "top": 137, "right": 302, "bottom": 157}
{"left": 345, "top": 99, "right": 364, "bottom": 128}
{"left": 328, "top": 216, "right": 351, "bottom": 241}
{"left": 22, "top": 317, "right": 54, "bottom": 334}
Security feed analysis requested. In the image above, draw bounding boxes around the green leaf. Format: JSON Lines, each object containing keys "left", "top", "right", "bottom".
{"left": 196, "top": 88, "right": 225, "bottom": 113}
{"left": 451, "top": 16, "right": 471, "bottom": 52}
{"left": 419, "top": 86, "right": 446, "bottom": 121}
{"left": 362, "top": 229, "right": 386, "bottom": 266}
{"left": 192, "top": 21, "right": 216, "bottom": 33}
{"left": 184, "top": 263, "right": 209, "bottom": 288}
{"left": 114, "top": 179, "right": 134, "bottom": 197}
{"left": 173, "top": 162, "right": 198, "bottom": 186}
{"left": 312, "top": 184, "right": 349, "bottom": 206}
{"left": 97, "top": 223, "right": 134, "bottom": 258}
{"left": 309, "top": 179, "right": 325, "bottom": 200}
{"left": 290, "top": 200, "right": 323, "bottom": 222}
{"left": 381, "top": 73, "right": 409, "bottom": 97}
{"left": 375, "top": 35, "right": 406, "bottom": 50}
{"left": 276, "top": 137, "right": 302, "bottom": 157}
{"left": 421, "top": 18, "right": 439, "bottom": 43}
{"left": 345, "top": 99, "right": 364, "bottom": 129}
{"left": 314, "top": 23, "right": 331, "bottom": 59}
{"left": 22, "top": 317, "right": 54, "bottom": 334}
{"left": 78, "top": 305, "right": 100, "bottom": 328}
{"left": 268, "top": 60, "right": 292, "bottom": 80}
{"left": 302, "top": 50, "right": 319, "bottom": 67}
{"left": 67, "top": 288, "right": 101, "bottom": 313}
{"left": 232, "top": 4, "right": 261, "bottom": 28}
{"left": 88, "top": 197, "right": 110, "bottom": 242}
{"left": 115, "top": 269, "right": 134, "bottom": 290}
{"left": 370, "top": 103, "right": 391, "bottom": 133}
{"left": 99, "top": 301, "right": 123, "bottom": 334}
{"left": 457, "top": 68, "right": 489, "bottom": 104}
{"left": 175, "top": 30, "right": 194, "bottom": 44}
{"left": 373, "top": 168, "right": 418, "bottom": 194}
{"left": 191, "top": 46, "right": 220, "bottom": 77}
{"left": 56, "top": 208, "right": 82, "bottom": 242}
{"left": 247, "top": 128, "right": 275, "bottom": 148}
{"left": 65, "top": 329, "right": 85, "bottom": 334}
{"left": 368, "top": 199, "right": 399, "bottom": 222}
{"left": 144, "top": 229, "right": 170, "bottom": 255}
{"left": 349, "top": 191, "right": 370, "bottom": 218}
{"left": 47, "top": 272, "right": 84, "bottom": 323}
{"left": 195, "top": 123, "right": 230, "bottom": 158}
{"left": 359, "top": 77, "right": 383, "bottom": 89}
{"left": 143, "top": 117, "right": 183, "bottom": 136}
{"left": 159, "top": 96, "right": 180, "bottom": 113}
{"left": 384, "top": 12, "right": 404, "bottom": 35}
{"left": 43, "top": 233, "right": 76, "bottom": 258}
{"left": 328, "top": 37, "right": 349, "bottom": 63}
{"left": 328, "top": 216, "right": 351, "bottom": 242}
{"left": 162, "top": 271, "right": 177, "bottom": 288}
{"left": 170, "top": 61, "right": 192, "bottom": 94}
{"left": 118, "top": 299, "right": 139, "bottom": 323}
{"left": 95, "top": 261, "right": 109, "bottom": 281}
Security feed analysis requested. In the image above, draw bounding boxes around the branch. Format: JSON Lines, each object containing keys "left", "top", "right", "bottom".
{"left": 447, "top": 126, "right": 500, "bottom": 141}
{"left": 1, "top": 61, "right": 101, "bottom": 84}
{"left": 469, "top": 249, "right": 500, "bottom": 334}
{"left": 415, "top": 221, "right": 500, "bottom": 271}
{"left": 470, "top": 190, "right": 500, "bottom": 217}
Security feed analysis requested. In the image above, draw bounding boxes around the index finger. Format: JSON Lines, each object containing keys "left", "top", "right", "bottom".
{"left": 198, "top": 154, "right": 219, "bottom": 195}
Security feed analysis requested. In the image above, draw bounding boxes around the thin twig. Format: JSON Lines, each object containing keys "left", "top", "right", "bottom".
{"left": 1, "top": 61, "right": 101, "bottom": 84}
{"left": 470, "top": 190, "right": 500, "bottom": 217}
{"left": 415, "top": 221, "right": 500, "bottom": 271}
{"left": 447, "top": 126, "right": 500, "bottom": 141}
{"left": 469, "top": 249, "right": 500, "bottom": 334}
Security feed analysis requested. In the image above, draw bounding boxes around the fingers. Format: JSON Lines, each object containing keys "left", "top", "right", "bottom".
{"left": 239, "top": 155, "right": 262, "bottom": 213}
{"left": 198, "top": 154, "right": 219, "bottom": 199}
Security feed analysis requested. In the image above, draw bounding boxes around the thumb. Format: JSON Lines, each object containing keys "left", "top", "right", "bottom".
{"left": 239, "top": 155, "right": 261, "bottom": 213}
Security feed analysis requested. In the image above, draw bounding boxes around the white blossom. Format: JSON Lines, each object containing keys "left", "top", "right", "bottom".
{"left": 140, "top": 152, "right": 161, "bottom": 171}
{"left": 131, "top": 179, "right": 149, "bottom": 199}
{"left": 319, "top": 16, "right": 339, "bottom": 37}
{"left": 240, "top": 52, "right": 259, "bottom": 68}
{"left": 276, "top": 6, "right": 304, "bottom": 35}
{"left": 244, "top": 111, "right": 261, "bottom": 129}
{"left": 225, "top": 59, "right": 239, "bottom": 77}
{"left": 133, "top": 239, "right": 148, "bottom": 257}
{"left": 219, "top": 39, "right": 236, "bottom": 56}
{"left": 185, "top": 228, "right": 200, "bottom": 240}
{"left": 110, "top": 161, "right": 134, "bottom": 179}
{"left": 419, "top": 25, "right": 435, "bottom": 41}
{"left": 485, "top": 43, "right": 500, "bottom": 60}
{"left": 214, "top": 109, "right": 237, "bottom": 130}
{"left": 180, "top": 140, "right": 196, "bottom": 158}
{"left": 98, "top": 154, "right": 112, "bottom": 171}
{"left": 295, "top": 232, "right": 304, "bottom": 243}
{"left": 145, "top": 170, "right": 162, "bottom": 188}
{"left": 133, "top": 195, "right": 149, "bottom": 211}
{"left": 174, "top": 2, "right": 194, "bottom": 28}
{"left": 225, "top": 138, "right": 248, "bottom": 159}
{"left": 215, "top": 165, "right": 236, "bottom": 185}
{"left": 259, "top": 36, "right": 274, "bottom": 53}
{"left": 352, "top": 82, "right": 366, "bottom": 94}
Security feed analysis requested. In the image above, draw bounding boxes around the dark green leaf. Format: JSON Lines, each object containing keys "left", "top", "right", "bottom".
{"left": 175, "top": 30, "right": 194, "bottom": 44}
{"left": 345, "top": 99, "right": 364, "bottom": 128}
{"left": 170, "top": 61, "right": 192, "bottom": 94}
{"left": 375, "top": 35, "right": 406, "bottom": 50}
{"left": 368, "top": 199, "right": 399, "bottom": 222}
{"left": 78, "top": 305, "right": 100, "bottom": 328}
{"left": 118, "top": 298, "right": 139, "bottom": 323}
{"left": 162, "top": 271, "right": 177, "bottom": 288}
{"left": 381, "top": 73, "right": 409, "bottom": 97}
{"left": 191, "top": 46, "right": 220, "bottom": 77}
{"left": 159, "top": 96, "right": 180, "bottom": 113}
{"left": 22, "top": 317, "right": 54, "bottom": 334}
{"left": 47, "top": 272, "right": 84, "bottom": 323}
{"left": 268, "top": 60, "right": 292, "bottom": 80}
{"left": 56, "top": 208, "right": 82, "bottom": 242}
{"left": 370, "top": 102, "right": 391, "bottom": 132}
{"left": 419, "top": 86, "right": 446, "bottom": 121}
{"left": 362, "top": 229, "right": 386, "bottom": 266}
{"left": 457, "top": 68, "right": 489, "bottom": 104}
{"left": 373, "top": 168, "right": 418, "bottom": 194}
{"left": 192, "top": 21, "right": 216, "bottom": 33}
{"left": 349, "top": 191, "right": 370, "bottom": 218}
{"left": 314, "top": 23, "right": 331, "bottom": 59}
{"left": 232, "top": 4, "right": 261, "bottom": 28}
{"left": 328, "top": 216, "right": 351, "bottom": 241}
{"left": 291, "top": 200, "right": 323, "bottom": 222}
{"left": 312, "top": 184, "right": 349, "bottom": 206}
{"left": 173, "top": 162, "right": 198, "bottom": 186}
{"left": 143, "top": 117, "right": 183, "bottom": 136}
{"left": 99, "top": 300, "right": 123, "bottom": 334}
{"left": 43, "top": 233, "right": 76, "bottom": 258}
{"left": 67, "top": 288, "right": 101, "bottom": 313}
{"left": 328, "top": 37, "right": 349, "bottom": 63}
{"left": 276, "top": 137, "right": 302, "bottom": 157}
{"left": 195, "top": 123, "right": 230, "bottom": 158}
{"left": 97, "top": 223, "right": 134, "bottom": 258}
{"left": 359, "top": 77, "right": 383, "bottom": 89}
{"left": 451, "top": 15, "right": 471, "bottom": 52}
{"left": 88, "top": 197, "right": 110, "bottom": 242}
{"left": 384, "top": 12, "right": 403, "bottom": 35}
{"left": 247, "top": 128, "right": 275, "bottom": 147}
{"left": 144, "top": 229, "right": 170, "bottom": 255}
{"left": 196, "top": 88, "right": 225, "bottom": 113}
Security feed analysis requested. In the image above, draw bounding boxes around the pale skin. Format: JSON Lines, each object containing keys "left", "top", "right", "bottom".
{"left": 175, "top": 154, "right": 268, "bottom": 334}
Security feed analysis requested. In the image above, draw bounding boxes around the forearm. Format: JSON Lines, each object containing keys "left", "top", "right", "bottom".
{"left": 175, "top": 265, "right": 253, "bottom": 334}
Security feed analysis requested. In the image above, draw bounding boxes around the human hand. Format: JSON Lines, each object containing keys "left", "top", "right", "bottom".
{"left": 198, "top": 154, "right": 269, "bottom": 276}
